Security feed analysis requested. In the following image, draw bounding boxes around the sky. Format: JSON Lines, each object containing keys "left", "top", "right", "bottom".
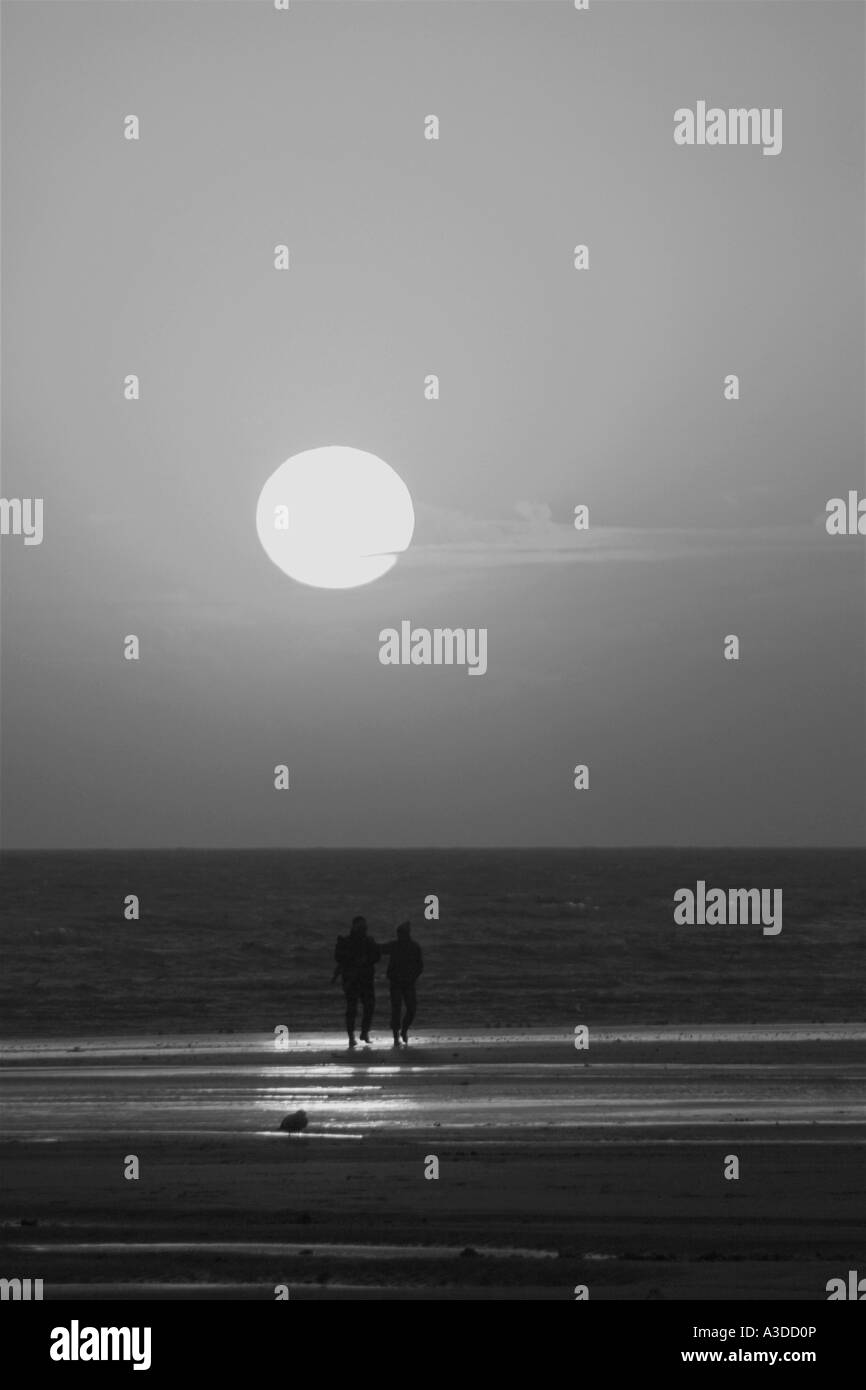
{"left": 1, "top": 0, "right": 864, "bottom": 848}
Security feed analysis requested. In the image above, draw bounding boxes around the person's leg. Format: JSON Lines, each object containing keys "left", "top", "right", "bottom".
{"left": 360, "top": 984, "right": 374, "bottom": 1041}
{"left": 401, "top": 985, "right": 417, "bottom": 1041}
{"left": 344, "top": 985, "right": 358, "bottom": 1045}
{"left": 389, "top": 982, "right": 402, "bottom": 1043}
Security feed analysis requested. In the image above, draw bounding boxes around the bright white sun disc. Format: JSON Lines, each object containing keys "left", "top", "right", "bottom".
{"left": 256, "top": 446, "right": 414, "bottom": 590}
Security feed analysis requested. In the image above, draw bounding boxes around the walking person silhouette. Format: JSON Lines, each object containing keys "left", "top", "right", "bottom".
{"left": 332, "top": 916, "right": 380, "bottom": 1048}
{"left": 381, "top": 921, "right": 423, "bottom": 1046}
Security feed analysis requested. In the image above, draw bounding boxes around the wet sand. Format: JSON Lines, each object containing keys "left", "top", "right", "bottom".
{"left": 2, "top": 1027, "right": 864, "bottom": 1300}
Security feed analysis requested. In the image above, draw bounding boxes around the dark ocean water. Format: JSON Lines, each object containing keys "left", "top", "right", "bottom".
{"left": 1, "top": 849, "right": 863, "bottom": 1036}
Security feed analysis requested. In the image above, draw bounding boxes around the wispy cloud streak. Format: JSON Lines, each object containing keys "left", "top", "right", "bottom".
{"left": 403, "top": 503, "right": 829, "bottom": 570}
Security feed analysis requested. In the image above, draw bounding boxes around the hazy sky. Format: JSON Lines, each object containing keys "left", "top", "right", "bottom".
{"left": 2, "top": 0, "right": 864, "bottom": 848}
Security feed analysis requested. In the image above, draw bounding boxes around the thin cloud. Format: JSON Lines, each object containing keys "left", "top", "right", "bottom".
{"left": 403, "top": 503, "right": 830, "bottom": 569}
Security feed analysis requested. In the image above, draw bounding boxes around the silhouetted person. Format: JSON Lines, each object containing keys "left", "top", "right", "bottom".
{"left": 381, "top": 921, "right": 423, "bottom": 1046}
{"left": 332, "top": 916, "right": 380, "bottom": 1048}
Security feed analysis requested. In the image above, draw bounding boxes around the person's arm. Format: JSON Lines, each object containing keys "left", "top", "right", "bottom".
{"left": 332, "top": 937, "right": 344, "bottom": 983}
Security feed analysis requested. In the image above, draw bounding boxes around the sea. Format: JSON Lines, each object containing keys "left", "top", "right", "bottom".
{"left": 1, "top": 849, "right": 863, "bottom": 1037}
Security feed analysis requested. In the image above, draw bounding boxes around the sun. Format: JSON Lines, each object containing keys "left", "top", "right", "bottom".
{"left": 256, "top": 446, "right": 415, "bottom": 590}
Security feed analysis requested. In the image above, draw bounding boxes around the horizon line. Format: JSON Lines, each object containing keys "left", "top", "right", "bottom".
{"left": 1, "top": 844, "right": 863, "bottom": 855}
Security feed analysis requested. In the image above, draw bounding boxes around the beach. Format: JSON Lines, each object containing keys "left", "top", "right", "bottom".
{"left": 2, "top": 0, "right": 864, "bottom": 1324}
{"left": 2, "top": 1026, "right": 864, "bottom": 1300}
{"left": 3, "top": 850, "right": 863, "bottom": 1298}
